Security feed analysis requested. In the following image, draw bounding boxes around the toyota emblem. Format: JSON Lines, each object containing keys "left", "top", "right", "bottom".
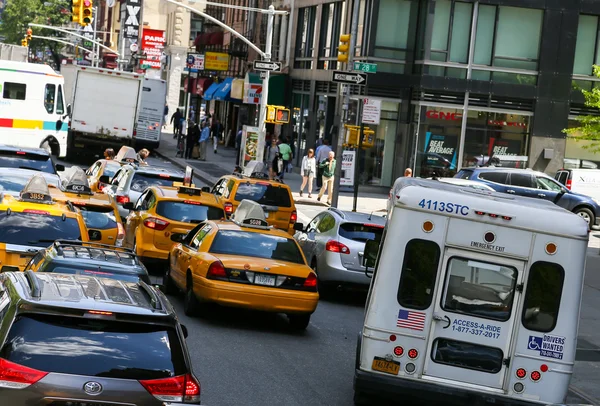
{"left": 83, "top": 381, "right": 103, "bottom": 395}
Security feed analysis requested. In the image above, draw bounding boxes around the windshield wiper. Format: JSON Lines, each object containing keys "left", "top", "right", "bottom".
{"left": 19, "top": 166, "right": 42, "bottom": 172}
{"left": 28, "top": 239, "right": 58, "bottom": 244}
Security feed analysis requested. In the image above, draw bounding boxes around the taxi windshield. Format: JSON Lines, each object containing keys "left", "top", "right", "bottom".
{"left": 131, "top": 173, "right": 185, "bottom": 192}
{"left": 0, "top": 152, "right": 55, "bottom": 174}
{"left": 234, "top": 183, "right": 292, "bottom": 207}
{"left": 156, "top": 201, "right": 224, "bottom": 223}
{"left": 0, "top": 211, "right": 81, "bottom": 247}
{"left": 210, "top": 230, "right": 304, "bottom": 264}
{"left": 78, "top": 205, "right": 118, "bottom": 230}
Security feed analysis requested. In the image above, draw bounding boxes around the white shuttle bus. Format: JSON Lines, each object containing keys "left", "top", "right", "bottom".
{"left": 355, "top": 178, "right": 588, "bottom": 406}
{"left": 0, "top": 60, "right": 69, "bottom": 157}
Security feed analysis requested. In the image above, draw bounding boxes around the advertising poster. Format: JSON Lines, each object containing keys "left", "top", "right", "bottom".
{"left": 241, "top": 126, "right": 260, "bottom": 167}
{"left": 488, "top": 137, "right": 522, "bottom": 157}
{"left": 140, "top": 29, "right": 165, "bottom": 70}
{"left": 424, "top": 132, "right": 458, "bottom": 169}
{"left": 205, "top": 52, "right": 230, "bottom": 71}
{"left": 340, "top": 150, "right": 356, "bottom": 187}
{"left": 123, "top": 0, "right": 141, "bottom": 39}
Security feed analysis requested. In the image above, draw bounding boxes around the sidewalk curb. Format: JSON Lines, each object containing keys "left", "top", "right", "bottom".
{"left": 152, "top": 150, "right": 217, "bottom": 186}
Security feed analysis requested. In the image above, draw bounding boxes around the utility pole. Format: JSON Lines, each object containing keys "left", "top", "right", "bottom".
{"left": 331, "top": 0, "right": 360, "bottom": 208}
{"left": 92, "top": 6, "right": 98, "bottom": 67}
{"left": 258, "top": 5, "right": 275, "bottom": 162}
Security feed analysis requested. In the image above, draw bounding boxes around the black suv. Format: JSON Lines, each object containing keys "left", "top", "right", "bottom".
{"left": 25, "top": 240, "right": 152, "bottom": 284}
{"left": 0, "top": 271, "right": 200, "bottom": 404}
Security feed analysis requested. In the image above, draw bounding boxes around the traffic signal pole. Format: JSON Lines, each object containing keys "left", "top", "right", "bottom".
{"left": 28, "top": 23, "right": 120, "bottom": 56}
{"left": 331, "top": 0, "right": 361, "bottom": 209}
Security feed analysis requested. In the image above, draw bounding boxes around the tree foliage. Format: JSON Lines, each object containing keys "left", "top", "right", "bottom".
{"left": 563, "top": 65, "right": 600, "bottom": 153}
{"left": 0, "top": 0, "right": 72, "bottom": 66}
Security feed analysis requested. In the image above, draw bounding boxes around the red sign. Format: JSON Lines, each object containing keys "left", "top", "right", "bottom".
{"left": 141, "top": 29, "right": 165, "bottom": 70}
{"left": 426, "top": 110, "right": 462, "bottom": 121}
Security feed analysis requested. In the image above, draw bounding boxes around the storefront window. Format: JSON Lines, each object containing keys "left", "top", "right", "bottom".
{"left": 416, "top": 106, "right": 462, "bottom": 178}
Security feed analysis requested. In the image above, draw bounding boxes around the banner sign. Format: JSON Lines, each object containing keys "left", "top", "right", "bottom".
{"left": 124, "top": 0, "right": 141, "bottom": 39}
{"left": 141, "top": 29, "right": 165, "bottom": 69}
{"left": 340, "top": 150, "right": 356, "bottom": 187}
{"left": 205, "top": 52, "right": 229, "bottom": 71}
{"left": 488, "top": 138, "right": 522, "bottom": 157}
{"left": 424, "top": 133, "right": 458, "bottom": 169}
{"left": 185, "top": 54, "right": 205, "bottom": 72}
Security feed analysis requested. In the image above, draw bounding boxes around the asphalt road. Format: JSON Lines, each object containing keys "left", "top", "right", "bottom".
{"left": 56, "top": 154, "right": 595, "bottom": 406}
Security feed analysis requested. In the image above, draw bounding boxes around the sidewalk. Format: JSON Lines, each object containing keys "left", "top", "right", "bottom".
{"left": 153, "top": 132, "right": 389, "bottom": 214}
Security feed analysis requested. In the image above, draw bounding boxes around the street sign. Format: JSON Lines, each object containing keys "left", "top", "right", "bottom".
{"left": 362, "top": 98, "right": 381, "bottom": 125}
{"left": 353, "top": 61, "right": 377, "bottom": 74}
{"left": 332, "top": 70, "right": 367, "bottom": 85}
{"left": 253, "top": 60, "right": 281, "bottom": 72}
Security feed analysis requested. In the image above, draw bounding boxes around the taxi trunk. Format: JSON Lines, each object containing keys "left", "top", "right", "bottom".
{"left": 76, "top": 203, "right": 122, "bottom": 246}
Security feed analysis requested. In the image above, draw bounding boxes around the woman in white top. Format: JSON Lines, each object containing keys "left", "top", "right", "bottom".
{"left": 299, "top": 148, "right": 317, "bottom": 198}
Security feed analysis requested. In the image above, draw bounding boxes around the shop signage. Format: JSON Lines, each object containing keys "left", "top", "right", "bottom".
{"left": 185, "top": 53, "right": 205, "bottom": 72}
{"left": 488, "top": 119, "right": 527, "bottom": 128}
{"left": 140, "top": 29, "right": 165, "bottom": 70}
{"left": 123, "top": 0, "right": 141, "bottom": 39}
{"left": 205, "top": 52, "right": 230, "bottom": 71}
{"left": 488, "top": 138, "right": 522, "bottom": 157}
{"left": 426, "top": 110, "right": 462, "bottom": 121}
{"left": 424, "top": 133, "right": 458, "bottom": 169}
{"left": 243, "top": 84, "right": 262, "bottom": 104}
{"left": 340, "top": 150, "right": 356, "bottom": 187}
{"left": 362, "top": 98, "right": 381, "bottom": 125}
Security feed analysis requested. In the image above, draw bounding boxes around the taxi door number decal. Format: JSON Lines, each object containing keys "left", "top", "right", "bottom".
{"left": 419, "top": 199, "right": 469, "bottom": 216}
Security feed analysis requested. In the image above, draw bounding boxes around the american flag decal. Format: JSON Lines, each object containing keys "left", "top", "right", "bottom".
{"left": 397, "top": 309, "right": 426, "bottom": 331}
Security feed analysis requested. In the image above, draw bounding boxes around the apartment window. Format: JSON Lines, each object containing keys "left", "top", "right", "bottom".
{"left": 317, "top": 2, "right": 344, "bottom": 70}
{"left": 355, "top": 0, "right": 373, "bottom": 58}
{"left": 372, "top": 0, "right": 412, "bottom": 73}
{"left": 294, "top": 6, "right": 317, "bottom": 69}
{"left": 573, "top": 15, "right": 600, "bottom": 77}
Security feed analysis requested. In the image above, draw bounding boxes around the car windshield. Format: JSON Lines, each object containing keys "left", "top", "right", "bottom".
{"left": 0, "top": 314, "right": 186, "bottom": 380}
{"left": 42, "top": 265, "right": 149, "bottom": 284}
{"left": 234, "top": 183, "right": 292, "bottom": 207}
{"left": 156, "top": 201, "right": 224, "bottom": 223}
{"left": 210, "top": 230, "right": 304, "bottom": 264}
{"left": 0, "top": 152, "right": 55, "bottom": 174}
{"left": 131, "top": 173, "right": 184, "bottom": 192}
{"left": 0, "top": 173, "right": 60, "bottom": 194}
{"left": 78, "top": 205, "right": 118, "bottom": 230}
{"left": 0, "top": 211, "right": 81, "bottom": 247}
{"left": 339, "top": 222, "right": 384, "bottom": 243}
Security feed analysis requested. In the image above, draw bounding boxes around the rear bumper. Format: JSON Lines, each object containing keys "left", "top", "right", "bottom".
{"left": 318, "top": 252, "right": 371, "bottom": 286}
{"left": 354, "top": 369, "right": 541, "bottom": 406}
{"left": 194, "top": 277, "right": 319, "bottom": 314}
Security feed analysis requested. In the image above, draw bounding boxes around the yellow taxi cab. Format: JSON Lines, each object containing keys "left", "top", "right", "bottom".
{"left": 0, "top": 174, "right": 89, "bottom": 271}
{"left": 123, "top": 182, "right": 225, "bottom": 263}
{"left": 51, "top": 167, "right": 124, "bottom": 246}
{"left": 211, "top": 162, "right": 297, "bottom": 234}
{"left": 164, "top": 200, "right": 318, "bottom": 330}
{"left": 86, "top": 146, "right": 141, "bottom": 192}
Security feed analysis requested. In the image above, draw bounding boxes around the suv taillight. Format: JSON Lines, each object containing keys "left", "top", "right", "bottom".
{"left": 116, "top": 195, "right": 130, "bottom": 204}
{"left": 326, "top": 240, "right": 350, "bottom": 254}
{"left": 0, "top": 358, "right": 48, "bottom": 389}
{"left": 566, "top": 179, "right": 572, "bottom": 190}
{"left": 140, "top": 373, "right": 200, "bottom": 403}
{"left": 207, "top": 260, "right": 227, "bottom": 279}
{"left": 290, "top": 210, "right": 297, "bottom": 224}
{"left": 144, "top": 217, "right": 170, "bottom": 231}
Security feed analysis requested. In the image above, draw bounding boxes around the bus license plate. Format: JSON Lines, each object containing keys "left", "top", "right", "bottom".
{"left": 255, "top": 273, "right": 276, "bottom": 286}
{"left": 372, "top": 357, "right": 400, "bottom": 375}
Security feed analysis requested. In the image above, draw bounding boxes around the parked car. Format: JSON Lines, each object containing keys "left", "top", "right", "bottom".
{"left": 456, "top": 167, "right": 600, "bottom": 228}
{"left": 294, "top": 207, "right": 386, "bottom": 291}
{"left": 555, "top": 168, "right": 600, "bottom": 202}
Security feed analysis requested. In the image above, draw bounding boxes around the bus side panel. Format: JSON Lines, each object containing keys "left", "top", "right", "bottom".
{"left": 360, "top": 208, "right": 448, "bottom": 379}
{"left": 509, "top": 235, "right": 587, "bottom": 404}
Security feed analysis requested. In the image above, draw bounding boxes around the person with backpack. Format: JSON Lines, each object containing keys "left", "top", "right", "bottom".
{"left": 266, "top": 138, "right": 281, "bottom": 180}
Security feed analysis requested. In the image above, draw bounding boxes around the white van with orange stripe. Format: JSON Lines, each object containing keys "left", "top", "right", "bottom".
{"left": 355, "top": 177, "right": 588, "bottom": 406}
{"left": 0, "top": 60, "right": 68, "bottom": 157}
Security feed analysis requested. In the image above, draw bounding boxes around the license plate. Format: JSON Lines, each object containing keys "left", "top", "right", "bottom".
{"left": 254, "top": 273, "right": 276, "bottom": 286}
{"left": 372, "top": 357, "right": 400, "bottom": 375}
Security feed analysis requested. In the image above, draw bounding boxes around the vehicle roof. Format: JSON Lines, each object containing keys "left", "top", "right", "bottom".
{"left": 390, "top": 177, "right": 588, "bottom": 238}
{"left": 0, "top": 144, "right": 51, "bottom": 157}
{"left": 152, "top": 185, "right": 222, "bottom": 205}
{"left": 5, "top": 272, "right": 172, "bottom": 317}
{"left": 460, "top": 167, "right": 549, "bottom": 177}
{"left": 0, "top": 61, "right": 59, "bottom": 76}
{"left": 221, "top": 174, "right": 291, "bottom": 189}
{"left": 327, "top": 207, "right": 386, "bottom": 225}
{"left": 50, "top": 187, "right": 115, "bottom": 207}
{"left": 213, "top": 219, "right": 295, "bottom": 238}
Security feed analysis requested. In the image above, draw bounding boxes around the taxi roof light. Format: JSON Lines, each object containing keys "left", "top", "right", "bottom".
{"left": 178, "top": 186, "right": 201, "bottom": 196}
{"left": 62, "top": 166, "right": 93, "bottom": 195}
{"left": 20, "top": 174, "right": 53, "bottom": 204}
{"left": 231, "top": 200, "right": 270, "bottom": 229}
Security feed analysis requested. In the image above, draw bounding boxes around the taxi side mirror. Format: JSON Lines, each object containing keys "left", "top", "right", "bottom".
{"left": 122, "top": 202, "right": 135, "bottom": 210}
{"left": 55, "top": 164, "right": 65, "bottom": 171}
{"left": 99, "top": 175, "right": 110, "bottom": 184}
{"left": 293, "top": 222, "right": 305, "bottom": 232}
{"left": 363, "top": 239, "right": 379, "bottom": 278}
{"left": 201, "top": 186, "right": 210, "bottom": 193}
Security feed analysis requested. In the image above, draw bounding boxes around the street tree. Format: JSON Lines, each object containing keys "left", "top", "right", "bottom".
{"left": 563, "top": 65, "right": 600, "bottom": 153}
{"left": 0, "top": 0, "right": 72, "bottom": 67}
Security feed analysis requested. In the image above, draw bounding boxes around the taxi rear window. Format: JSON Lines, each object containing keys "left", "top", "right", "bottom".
{"left": 131, "top": 173, "right": 185, "bottom": 192}
{"left": 103, "top": 163, "right": 120, "bottom": 178}
{"left": 156, "top": 201, "right": 224, "bottom": 223}
{"left": 0, "top": 173, "right": 60, "bottom": 194}
{"left": 0, "top": 152, "right": 55, "bottom": 174}
{"left": 210, "top": 230, "right": 304, "bottom": 264}
{"left": 78, "top": 205, "right": 118, "bottom": 230}
{"left": 234, "top": 183, "right": 292, "bottom": 207}
{"left": 1, "top": 314, "right": 186, "bottom": 380}
{"left": 339, "top": 223, "right": 384, "bottom": 243}
{"left": 0, "top": 211, "right": 81, "bottom": 247}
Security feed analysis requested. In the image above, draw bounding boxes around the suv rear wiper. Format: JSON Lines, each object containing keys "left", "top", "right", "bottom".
{"left": 19, "top": 166, "right": 42, "bottom": 171}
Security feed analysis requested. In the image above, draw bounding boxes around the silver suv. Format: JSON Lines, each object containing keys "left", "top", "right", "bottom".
{"left": 0, "top": 271, "right": 200, "bottom": 405}
{"left": 294, "top": 208, "right": 386, "bottom": 291}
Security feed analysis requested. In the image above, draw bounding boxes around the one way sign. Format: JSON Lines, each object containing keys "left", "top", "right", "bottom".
{"left": 332, "top": 70, "right": 367, "bottom": 85}
{"left": 253, "top": 60, "right": 282, "bottom": 72}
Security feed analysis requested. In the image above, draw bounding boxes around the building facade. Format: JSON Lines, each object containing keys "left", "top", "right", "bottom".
{"left": 289, "top": 0, "right": 600, "bottom": 187}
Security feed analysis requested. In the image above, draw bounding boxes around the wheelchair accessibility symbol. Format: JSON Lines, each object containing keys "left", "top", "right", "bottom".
{"left": 528, "top": 336, "right": 543, "bottom": 351}
{"left": 527, "top": 334, "right": 565, "bottom": 360}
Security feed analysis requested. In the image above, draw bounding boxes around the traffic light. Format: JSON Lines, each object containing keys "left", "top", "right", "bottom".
{"left": 265, "top": 106, "right": 290, "bottom": 124}
{"left": 82, "top": 0, "right": 93, "bottom": 25}
{"left": 26, "top": 28, "right": 32, "bottom": 41}
{"left": 72, "top": 0, "right": 83, "bottom": 25}
{"left": 21, "top": 39, "right": 28, "bottom": 47}
{"left": 337, "top": 34, "right": 351, "bottom": 63}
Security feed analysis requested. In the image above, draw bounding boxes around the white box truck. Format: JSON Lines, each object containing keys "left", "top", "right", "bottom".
{"left": 66, "top": 66, "right": 143, "bottom": 157}
{"left": 0, "top": 43, "right": 28, "bottom": 62}
{"left": 135, "top": 77, "right": 167, "bottom": 150}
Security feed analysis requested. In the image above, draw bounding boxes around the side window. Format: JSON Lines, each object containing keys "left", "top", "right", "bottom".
{"left": 44, "top": 84, "right": 56, "bottom": 114}
{"left": 555, "top": 172, "right": 568, "bottom": 186}
{"left": 307, "top": 214, "right": 324, "bottom": 232}
{"left": 223, "top": 180, "right": 235, "bottom": 199}
{"left": 146, "top": 192, "right": 157, "bottom": 210}
{"left": 317, "top": 214, "right": 336, "bottom": 233}
{"left": 87, "top": 162, "right": 100, "bottom": 177}
{"left": 536, "top": 176, "right": 563, "bottom": 192}
{"left": 2, "top": 82, "right": 26, "bottom": 100}
{"left": 135, "top": 191, "right": 148, "bottom": 210}
{"left": 56, "top": 85, "right": 65, "bottom": 115}
{"left": 190, "top": 225, "right": 212, "bottom": 249}
{"left": 111, "top": 170, "right": 123, "bottom": 186}
{"left": 522, "top": 261, "right": 565, "bottom": 332}
{"left": 212, "top": 179, "right": 226, "bottom": 196}
{"left": 397, "top": 239, "right": 441, "bottom": 310}
{"left": 118, "top": 170, "right": 131, "bottom": 190}
{"left": 509, "top": 173, "right": 534, "bottom": 188}
{"left": 478, "top": 172, "right": 508, "bottom": 184}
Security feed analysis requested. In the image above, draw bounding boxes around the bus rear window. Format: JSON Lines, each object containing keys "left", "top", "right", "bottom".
{"left": 522, "top": 261, "right": 565, "bottom": 332}
{"left": 397, "top": 239, "right": 441, "bottom": 310}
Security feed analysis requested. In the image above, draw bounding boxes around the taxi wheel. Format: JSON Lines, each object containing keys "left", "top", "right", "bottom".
{"left": 184, "top": 274, "right": 201, "bottom": 317}
{"left": 163, "top": 264, "right": 177, "bottom": 296}
{"left": 288, "top": 314, "right": 311, "bottom": 330}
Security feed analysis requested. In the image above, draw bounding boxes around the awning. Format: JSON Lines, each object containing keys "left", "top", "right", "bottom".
{"left": 231, "top": 78, "right": 244, "bottom": 100}
{"left": 213, "top": 77, "right": 234, "bottom": 101}
{"left": 203, "top": 82, "right": 221, "bottom": 101}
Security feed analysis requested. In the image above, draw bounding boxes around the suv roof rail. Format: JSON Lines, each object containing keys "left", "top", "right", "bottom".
{"left": 53, "top": 240, "right": 137, "bottom": 262}
{"left": 138, "top": 281, "right": 162, "bottom": 310}
{"left": 328, "top": 207, "right": 346, "bottom": 219}
{"left": 24, "top": 270, "right": 41, "bottom": 298}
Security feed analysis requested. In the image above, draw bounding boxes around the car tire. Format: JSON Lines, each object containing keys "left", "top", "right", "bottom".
{"left": 312, "top": 260, "right": 329, "bottom": 299}
{"left": 184, "top": 274, "right": 200, "bottom": 317}
{"left": 574, "top": 207, "right": 594, "bottom": 229}
{"left": 288, "top": 314, "right": 311, "bottom": 330}
{"left": 163, "top": 262, "right": 178, "bottom": 296}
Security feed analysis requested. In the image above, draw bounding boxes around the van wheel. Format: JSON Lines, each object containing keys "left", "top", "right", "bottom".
{"left": 288, "top": 314, "right": 311, "bottom": 330}
{"left": 575, "top": 207, "right": 594, "bottom": 229}
{"left": 184, "top": 274, "right": 200, "bottom": 317}
{"left": 162, "top": 262, "right": 177, "bottom": 295}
